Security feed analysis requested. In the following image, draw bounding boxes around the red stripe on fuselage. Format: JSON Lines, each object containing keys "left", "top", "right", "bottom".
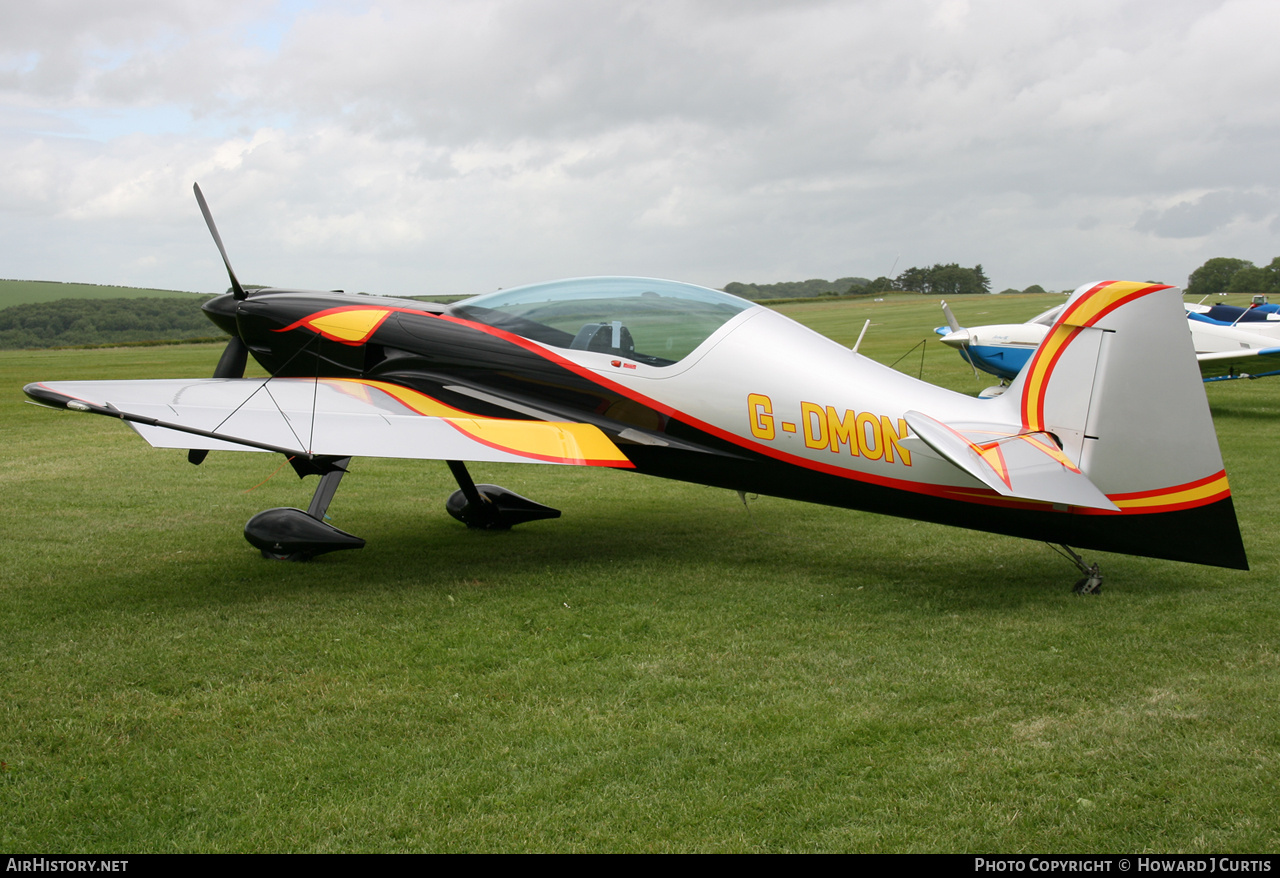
{"left": 417, "top": 310, "right": 1219, "bottom": 515}
{"left": 428, "top": 314, "right": 1045, "bottom": 506}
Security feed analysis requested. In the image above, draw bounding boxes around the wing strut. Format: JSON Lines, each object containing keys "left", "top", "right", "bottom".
{"left": 201, "top": 330, "right": 327, "bottom": 455}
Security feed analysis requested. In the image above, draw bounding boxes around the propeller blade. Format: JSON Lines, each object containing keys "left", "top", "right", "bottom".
{"left": 941, "top": 300, "right": 961, "bottom": 333}
{"left": 939, "top": 301, "right": 981, "bottom": 380}
{"left": 193, "top": 182, "right": 247, "bottom": 301}
{"left": 189, "top": 187, "right": 252, "bottom": 466}
{"left": 213, "top": 335, "right": 249, "bottom": 379}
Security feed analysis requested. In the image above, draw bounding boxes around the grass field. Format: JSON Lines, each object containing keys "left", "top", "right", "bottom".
{"left": 2, "top": 293, "right": 1277, "bottom": 852}
{"left": 0, "top": 280, "right": 209, "bottom": 310}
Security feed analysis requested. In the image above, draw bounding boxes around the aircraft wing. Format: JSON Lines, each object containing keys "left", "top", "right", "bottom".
{"left": 23, "top": 377, "right": 635, "bottom": 468}
{"left": 903, "top": 410, "right": 1118, "bottom": 511}
{"left": 1196, "top": 347, "right": 1280, "bottom": 382}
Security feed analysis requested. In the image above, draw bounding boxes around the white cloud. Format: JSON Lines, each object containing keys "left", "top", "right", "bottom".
{"left": 3, "top": 0, "right": 1280, "bottom": 296}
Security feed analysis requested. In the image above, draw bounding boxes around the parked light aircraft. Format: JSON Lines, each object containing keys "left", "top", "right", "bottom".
{"left": 22, "top": 186, "right": 1249, "bottom": 589}
{"left": 938, "top": 301, "right": 1280, "bottom": 388}
{"left": 1188, "top": 302, "right": 1280, "bottom": 328}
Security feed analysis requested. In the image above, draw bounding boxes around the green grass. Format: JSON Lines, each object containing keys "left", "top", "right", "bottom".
{"left": 1, "top": 296, "right": 1277, "bottom": 852}
{"left": 0, "top": 280, "right": 208, "bottom": 309}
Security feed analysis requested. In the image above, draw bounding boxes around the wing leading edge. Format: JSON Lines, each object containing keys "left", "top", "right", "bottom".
{"left": 1196, "top": 347, "right": 1280, "bottom": 381}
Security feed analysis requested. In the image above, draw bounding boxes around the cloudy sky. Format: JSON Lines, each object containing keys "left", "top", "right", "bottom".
{"left": 3, "top": 0, "right": 1278, "bottom": 297}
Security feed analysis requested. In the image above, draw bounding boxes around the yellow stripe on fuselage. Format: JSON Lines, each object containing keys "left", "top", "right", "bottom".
{"left": 1110, "top": 474, "right": 1231, "bottom": 511}
{"left": 307, "top": 308, "right": 393, "bottom": 343}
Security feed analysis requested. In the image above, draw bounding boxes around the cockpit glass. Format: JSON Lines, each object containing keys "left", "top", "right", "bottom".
{"left": 1029, "top": 304, "right": 1066, "bottom": 326}
{"left": 448, "top": 277, "right": 754, "bottom": 366}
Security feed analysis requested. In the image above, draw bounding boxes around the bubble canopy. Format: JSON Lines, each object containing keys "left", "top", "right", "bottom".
{"left": 448, "top": 277, "right": 756, "bottom": 367}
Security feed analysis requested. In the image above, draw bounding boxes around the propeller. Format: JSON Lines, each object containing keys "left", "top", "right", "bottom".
{"left": 939, "top": 300, "right": 981, "bottom": 380}
{"left": 193, "top": 182, "right": 247, "bottom": 300}
{"left": 189, "top": 183, "right": 251, "bottom": 465}
{"left": 212, "top": 334, "right": 249, "bottom": 378}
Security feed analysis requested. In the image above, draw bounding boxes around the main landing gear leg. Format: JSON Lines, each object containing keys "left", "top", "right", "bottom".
{"left": 1053, "top": 544, "right": 1103, "bottom": 595}
{"left": 444, "top": 460, "right": 561, "bottom": 530}
{"left": 243, "top": 456, "right": 366, "bottom": 561}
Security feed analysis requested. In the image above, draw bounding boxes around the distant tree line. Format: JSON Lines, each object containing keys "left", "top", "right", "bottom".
{"left": 0, "top": 297, "right": 218, "bottom": 349}
{"left": 722, "top": 277, "right": 871, "bottom": 300}
{"left": 864, "top": 263, "right": 992, "bottom": 296}
{"left": 724, "top": 264, "right": 994, "bottom": 300}
{"left": 1186, "top": 257, "right": 1280, "bottom": 297}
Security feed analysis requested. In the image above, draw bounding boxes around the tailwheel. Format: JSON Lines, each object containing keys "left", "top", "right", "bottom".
{"left": 1052, "top": 544, "right": 1103, "bottom": 595}
{"left": 1072, "top": 567, "right": 1103, "bottom": 595}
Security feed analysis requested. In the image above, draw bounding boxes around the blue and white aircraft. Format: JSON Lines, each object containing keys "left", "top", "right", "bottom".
{"left": 938, "top": 297, "right": 1280, "bottom": 395}
{"left": 1187, "top": 301, "right": 1280, "bottom": 334}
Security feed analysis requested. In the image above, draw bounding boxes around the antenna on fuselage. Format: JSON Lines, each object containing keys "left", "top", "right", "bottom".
{"left": 851, "top": 319, "right": 871, "bottom": 354}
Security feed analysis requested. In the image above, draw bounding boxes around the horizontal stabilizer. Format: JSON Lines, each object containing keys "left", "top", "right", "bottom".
{"left": 904, "top": 410, "right": 1117, "bottom": 510}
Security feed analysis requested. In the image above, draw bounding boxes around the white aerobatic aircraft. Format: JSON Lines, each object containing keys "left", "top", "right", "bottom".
{"left": 21, "top": 187, "right": 1250, "bottom": 592}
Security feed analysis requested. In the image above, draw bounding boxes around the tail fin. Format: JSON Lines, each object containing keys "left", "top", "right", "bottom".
{"left": 1000, "top": 281, "right": 1246, "bottom": 568}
